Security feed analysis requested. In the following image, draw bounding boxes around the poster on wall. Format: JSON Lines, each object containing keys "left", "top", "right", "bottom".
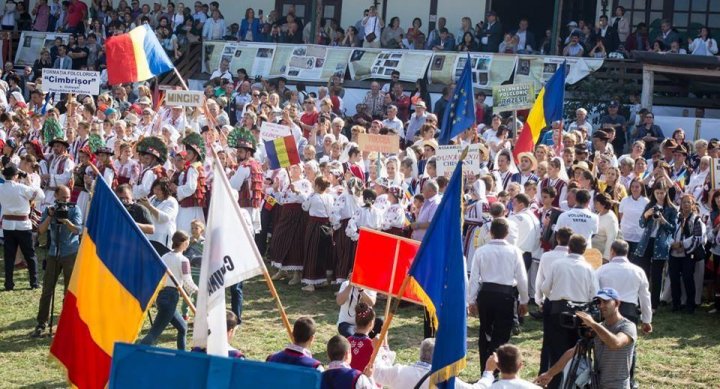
{"left": 202, "top": 41, "right": 275, "bottom": 77}
{"left": 348, "top": 49, "right": 432, "bottom": 81}
{"left": 513, "top": 56, "right": 604, "bottom": 89}
{"left": 427, "top": 53, "right": 516, "bottom": 89}
{"left": 269, "top": 44, "right": 350, "bottom": 81}
{"left": 15, "top": 31, "right": 71, "bottom": 67}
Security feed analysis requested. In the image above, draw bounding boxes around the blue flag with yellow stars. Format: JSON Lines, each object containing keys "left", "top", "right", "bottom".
{"left": 438, "top": 54, "right": 475, "bottom": 144}
{"left": 407, "top": 159, "right": 467, "bottom": 388}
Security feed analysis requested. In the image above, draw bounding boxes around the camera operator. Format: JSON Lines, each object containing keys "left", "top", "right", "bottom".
{"left": 538, "top": 234, "right": 599, "bottom": 388}
{"left": 597, "top": 239, "right": 652, "bottom": 388}
{"left": 536, "top": 288, "right": 637, "bottom": 389}
{"left": 115, "top": 184, "right": 156, "bottom": 235}
{"left": 0, "top": 164, "right": 45, "bottom": 291}
{"left": 32, "top": 185, "right": 81, "bottom": 337}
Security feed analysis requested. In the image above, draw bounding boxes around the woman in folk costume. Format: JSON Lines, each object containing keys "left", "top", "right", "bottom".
{"left": 463, "top": 179, "right": 492, "bottom": 268}
{"left": 0, "top": 139, "right": 21, "bottom": 168}
{"left": 340, "top": 143, "right": 365, "bottom": 182}
{"left": 381, "top": 185, "right": 409, "bottom": 237}
{"left": 173, "top": 133, "right": 207, "bottom": 234}
{"left": 326, "top": 160, "right": 346, "bottom": 197}
{"left": 134, "top": 136, "right": 169, "bottom": 199}
{"left": 71, "top": 146, "right": 95, "bottom": 219}
{"left": 400, "top": 155, "right": 419, "bottom": 196}
{"left": 538, "top": 157, "right": 569, "bottom": 207}
{"left": 269, "top": 164, "right": 312, "bottom": 286}
{"left": 492, "top": 148, "right": 519, "bottom": 192}
{"left": 385, "top": 156, "right": 404, "bottom": 187}
{"left": 373, "top": 177, "right": 391, "bottom": 213}
{"left": 365, "top": 154, "right": 385, "bottom": 188}
{"left": 330, "top": 177, "right": 364, "bottom": 284}
{"left": 346, "top": 189, "right": 383, "bottom": 242}
{"left": 301, "top": 176, "right": 336, "bottom": 292}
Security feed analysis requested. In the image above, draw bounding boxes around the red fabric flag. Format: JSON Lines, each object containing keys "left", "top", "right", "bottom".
{"left": 350, "top": 228, "right": 422, "bottom": 303}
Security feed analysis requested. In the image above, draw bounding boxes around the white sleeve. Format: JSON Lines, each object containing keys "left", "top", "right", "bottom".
{"left": 229, "top": 167, "right": 248, "bottom": 190}
{"left": 515, "top": 249, "right": 530, "bottom": 304}
{"left": 354, "top": 375, "right": 375, "bottom": 389}
{"left": 176, "top": 166, "right": 199, "bottom": 201}
{"left": 534, "top": 258, "right": 546, "bottom": 304}
{"left": 466, "top": 250, "right": 481, "bottom": 305}
{"left": 102, "top": 168, "right": 115, "bottom": 185}
{"left": 51, "top": 158, "right": 75, "bottom": 187}
{"left": 133, "top": 171, "right": 156, "bottom": 199}
{"left": 155, "top": 198, "right": 179, "bottom": 224}
{"left": 638, "top": 270, "right": 652, "bottom": 324}
{"left": 603, "top": 218, "right": 619, "bottom": 259}
{"left": 346, "top": 209, "right": 361, "bottom": 241}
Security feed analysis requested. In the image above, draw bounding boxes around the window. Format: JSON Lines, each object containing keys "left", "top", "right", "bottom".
{"left": 614, "top": 0, "right": 662, "bottom": 28}
{"left": 673, "top": 0, "right": 720, "bottom": 33}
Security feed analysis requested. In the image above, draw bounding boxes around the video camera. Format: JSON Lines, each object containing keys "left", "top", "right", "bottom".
{"left": 50, "top": 201, "right": 76, "bottom": 220}
{"left": 560, "top": 300, "right": 602, "bottom": 338}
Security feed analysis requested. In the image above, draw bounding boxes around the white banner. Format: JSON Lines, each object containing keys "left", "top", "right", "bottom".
{"left": 192, "top": 160, "right": 264, "bottom": 355}
{"left": 259, "top": 122, "right": 291, "bottom": 141}
{"left": 166, "top": 89, "right": 206, "bottom": 107}
{"left": 436, "top": 144, "right": 482, "bottom": 178}
{"left": 41, "top": 68, "right": 100, "bottom": 95}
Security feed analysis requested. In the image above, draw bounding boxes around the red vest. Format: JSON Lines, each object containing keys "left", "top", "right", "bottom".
{"left": 178, "top": 162, "right": 208, "bottom": 208}
{"left": 99, "top": 163, "right": 119, "bottom": 190}
{"left": 238, "top": 159, "right": 263, "bottom": 208}
{"left": 540, "top": 177, "right": 567, "bottom": 208}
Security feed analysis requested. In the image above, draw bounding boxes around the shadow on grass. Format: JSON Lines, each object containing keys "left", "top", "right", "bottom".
{"left": 17, "top": 380, "right": 66, "bottom": 389}
{"left": 0, "top": 318, "right": 38, "bottom": 332}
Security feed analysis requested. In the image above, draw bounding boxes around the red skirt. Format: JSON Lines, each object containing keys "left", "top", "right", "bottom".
{"left": 333, "top": 219, "right": 356, "bottom": 283}
{"left": 268, "top": 203, "right": 305, "bottom": 271}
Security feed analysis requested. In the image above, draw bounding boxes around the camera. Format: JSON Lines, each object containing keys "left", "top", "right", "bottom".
{"left": 560, "top": 301, "right": 602, "bottom": 338}
{"left": 50, "top": 201, "right": 76, "bottom": 220}
{"left": 652, "top": 205, "right": 663, "bottom": 219}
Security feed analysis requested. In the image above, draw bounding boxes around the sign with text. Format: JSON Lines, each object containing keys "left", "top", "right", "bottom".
{"left": 357, "top": 133, "right": 400, "bottom": 154}
{"left": 436, "top": 144, "right": 482, "bottom": 178}
{"left": 712, "top": 158, "right": 720, "bottom": 190}
{"left": 259, "top": 122, "right": 291, "bottom": 141}
{"left": 165, "top": 90, "right": 205, "bottom": 107}
{"left": 492, "top": 83, "right": 535, "bottom": 112}
{"left": 42, "top": 68, "right": 100, "bottom": 95}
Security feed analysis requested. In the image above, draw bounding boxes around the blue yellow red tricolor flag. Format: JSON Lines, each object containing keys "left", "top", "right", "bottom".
{"left": 105, "top": 24, "right": 175, "bottom": 85}
{"left": 50, "top": 177, "right": 167, "bottom": 388}
{"left": 438, "top": 54, "right": 475, "bottom": 145}
{"left": 265, "top": 135, "right": 301, "bottom": 169}
{"left": 407, "top": 159, "right": 467, "bottom": 388}
{"left": 513, "top": 62, "right": 566, "bottom": 161}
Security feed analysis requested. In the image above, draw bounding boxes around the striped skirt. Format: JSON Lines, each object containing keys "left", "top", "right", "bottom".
{"left": 302, "top": 216, "right": 333, "bottom": 285}
{"left": 268, "top": 203, "right": 306, "bottom": 271}
{"left": 333, "top": 219, "right": 357, "bottom": 283}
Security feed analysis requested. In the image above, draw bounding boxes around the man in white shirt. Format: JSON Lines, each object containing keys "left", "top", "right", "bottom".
{"left": 468, "top": 218, "right": 529, "bottom": 371}
{"left": 510, "top": 193, "right": 542, "bottom": 299}
{"left": 336, "top": 279, "right": 379, "bottom": 337}
{"left": 0, "top": 164, "right": 45, "bottom": 290}
{"left": 554, "top": 189, "right": 598, "bottom": 242}
{"left": 382, "top": 105, "right": 404, "bottom": 138}
{"left": 474, "top": 344, "right": 541, "bottom": 388}
{"left": 532, "top": 227, "right": 572, "bottom": 375}
{"left": 478, "top": 202, "right": 518, "bottom": 248}
{"left": 405, "top": 101, "right": 428, "bottom": 144}
{"left": 538, "top": 234, "right": 599, "bottom": 384}
{"left": 201, "top": 10, "right": 225, "bottom": 40}
{"left": 210, "top": 58, "right": 233, "bottom": 82}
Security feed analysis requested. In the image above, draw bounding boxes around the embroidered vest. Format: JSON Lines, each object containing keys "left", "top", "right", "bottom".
{"left": 540, "top": 177, "right": 567, "bottom": 208}
{"left": 178, "top": 162, "right": 208, "bottom": 208}
{"left": 238, "top": 158, "right": 263, "bottom": 208}
{"left": 320, "top": 367, "right": 362, "bottom": 389}
{"left": 267, "top": 349, "right": 321, "bottom": 369}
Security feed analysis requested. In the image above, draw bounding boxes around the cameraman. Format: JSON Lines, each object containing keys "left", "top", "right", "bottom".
{"left": 32, "top": 185, "right": 81, "bottom": 337}
{"left": 536, "top": 288, "right": 637, "bottom": 389}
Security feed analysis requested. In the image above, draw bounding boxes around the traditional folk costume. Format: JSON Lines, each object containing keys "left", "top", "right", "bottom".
{"left": 266, "top": 344, "right": 322, "bottom": 370}
{"left": 133, "top": 136, "right": 168, "bottom": 200}
{"left": 228, "top": 128, "right": 263, "bottom": 233}
{"left": 269, "top": 176, "right": 312, "bottom": 281}
{"left": 347, "top": 333, "right": 374, "bottom": 372}
{"left": 176, "top": 133, "right": 208, "bottom": 234}
{"left": 95, "top": 147, "right": 118, "bottom": 190}
{"left": 381, "top": 186, "right": 409, "bottom": 237}
{"left": 71, "top": 146, "right": 94, "bottom": 219}
{"left": 40, "top": 137, "right": 75, "bottom": 211}
{"left": 330, "top": 179, "right": 363, "bottom": 284}
{"left": 301, "top": 191, "right": 335, "bottom": 288}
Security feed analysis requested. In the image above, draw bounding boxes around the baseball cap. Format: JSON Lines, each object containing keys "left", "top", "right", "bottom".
{"left": 595, "top": 288, "right": 620, "bottom": 301}
{"left": 608, "top": 100, "right": 620, "bottom": 107}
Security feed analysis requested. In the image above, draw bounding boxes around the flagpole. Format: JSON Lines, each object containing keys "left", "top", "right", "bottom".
{"left": 366, "top": 273, "right": 412, "bottom": 367}
{"left": 210, "top": 147, "right": 295, "bottom": 342}
{"left": 383, "top": 240, "right": 401, "bottom": 320}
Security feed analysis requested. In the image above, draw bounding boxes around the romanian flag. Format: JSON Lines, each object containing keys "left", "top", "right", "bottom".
{"left": 105, "top": 24, "right": 175, "bottom": 85}
{"left": 265, "top": 135, "right": 301, "bottom": 169}
{"left": 50, "top": 177, "right": 167, "bottom": 388}
{"left": 513, "top": 62, "right": 566, "bottom": 161}
{"left": 407, "top": 160, "right": 467, "bottom": 388}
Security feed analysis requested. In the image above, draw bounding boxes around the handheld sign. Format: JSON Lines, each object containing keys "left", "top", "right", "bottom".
{"left": 357, "top": 133, "right": 400, "bottom": 154}
{"left": 42, "top": 69, "right": 100, "bottom": 95}
{"left": 259, "top": 122, "right": 291, "bottom": 141}
{"left": 712, "top": 158, "right": 720, "bottom": 190}
{"left": 492, "top": 83, "right": 535, "bottom": 112}
{"left": 436, "top": 144, "right": 482, "bottom": 178}
{"left": 165, "top": 89, "right": 205, "bottom": 107}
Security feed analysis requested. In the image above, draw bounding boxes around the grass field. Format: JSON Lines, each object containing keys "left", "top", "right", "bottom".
{"left": 1, "top": 258, "right": 720, "bottom": 388}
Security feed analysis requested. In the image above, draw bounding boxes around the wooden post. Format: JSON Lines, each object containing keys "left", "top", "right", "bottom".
{"left": 641, "top": 67, "right": 654, "bottom": 109}
{"left": 383, "top": 240, "right": 401, "bottom": 319}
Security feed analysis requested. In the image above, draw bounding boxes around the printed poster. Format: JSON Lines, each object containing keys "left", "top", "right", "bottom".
{"left": 427, "top": 53, "right": 515, "bottom": 89}
{"left": 348, "top": 49, "right": 432, "bottom": 81}
{"left": 15, "top": 31, "right": 71, "bottom": 67}
{"left": 202, "top": 41, "right": 275, "bottom": 77}
{"left": 269, "top": 44, "right": 350, "bottom": 81}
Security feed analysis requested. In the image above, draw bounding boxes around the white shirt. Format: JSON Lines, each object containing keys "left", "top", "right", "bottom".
{"left": 473, "top": 372, "right": 541, "bottom": 388}
{"left": 346, "top": 206, "right": 383, "bottom": 241}
{"left": 478, "top": 217, "right": 519, "bottom": 248}
{"left": 146, "top": 196, "right": 178, "bottom": 248}
{"left": 511, "top": 208, "right": 542, "bottom": 258}
{"left": 534, "top": 246, "right": 569, "bottom": 303}
{"left": 554, "top": 207, "right": 599, "bottom": 242}
{"left": 597, "top": 256, "right": 652, "bottom": 324}
{"left": 160, "top": 251, "right": 199, "bottom": 293}
{"left": 592, "top": 211, "right": 619, "bottom": 259}
{"left": 541, "top": 253, "right": 599, "bottom": 302}
{"left": 382, "top": 117, "right": 405, "bottom": 138}
{"left": 176, "top": 165, "right": 200, "bottom": 203}
{"left": 210, "top": 68, "right": 233, "bottom": 81}
{"left": 324, "top": 361, "right": 375, "bottom": 388}
{"left": 133, "top": 165, "right": 159, "bottom": 200}
{"left": 303, "top": 192, "right": 335, "bottom": 217}
{"left": 618, "top": 196, "right": 649, "bottom": 242}
{"left": 467, "top": 240, "right": 529, "bottom": 305}
{"left": 0, "top": 180, "right": 45, "bottom": 230}
{"left": 373, "top": 347, "right": 474, "bottom": 389}
{"left": 336, "top": 280, "right": 377, "bottom": 325}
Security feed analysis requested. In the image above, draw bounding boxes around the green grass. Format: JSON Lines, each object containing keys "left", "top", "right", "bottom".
{"left": 2, "top": 258, "right": 720, "bottom": 388}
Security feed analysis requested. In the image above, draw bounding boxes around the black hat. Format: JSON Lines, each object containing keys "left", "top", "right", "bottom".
{"left": 592, "top": 130, "right": 610, "bottom": 140}
{"left": 2, "top": 164, "right": 19, "bottom": 179}
{"left": 709, "top": 139, "right": 720, "bottom": 150}
{"left": 673, "top": 145, "right": 688, "bottom": 156}
{"left": 49, "top": 138, "right": 70, "bottom": 148}
{"left": 608, "top": 100, "right": 620, "bottom": 107}
{"left": 96, "top": 146, "right": 114, "bottom": 156}
{"left": 574, "top": 143, "right": 589, "bottom": 153}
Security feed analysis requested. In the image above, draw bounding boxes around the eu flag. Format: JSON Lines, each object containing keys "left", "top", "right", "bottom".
{"left": 438, "top": 54, "right": 476, "bottom": 144}
{"left": 407, "top": 159, "right": 467, "bottom": 387}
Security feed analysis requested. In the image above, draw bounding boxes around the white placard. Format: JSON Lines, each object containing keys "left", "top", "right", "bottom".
{"left": 41, "top": 68, "right": 100, "bottom": 95}
{"left": 712, "top": 158, "right": 720, "bottom": 190}
{"left": 259, "top": 122, "right": 291, "bottom": 141}
{"left": 436, "top": 144, "right": 482, "bottom": 178}
{"left": 165, "top": 89, "right": 206, "bottom": 107}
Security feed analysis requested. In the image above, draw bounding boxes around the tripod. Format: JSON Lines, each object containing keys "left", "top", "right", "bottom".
{"left": 47, "top": 222, "right": 61, "bottom": 338}
{"left": 562, "top": 334, "right": 599, "bottom": 389}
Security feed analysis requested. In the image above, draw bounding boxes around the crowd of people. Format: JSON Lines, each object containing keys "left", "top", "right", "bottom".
{"left": 0, "top": 1, "right": 719, "bottom": 388}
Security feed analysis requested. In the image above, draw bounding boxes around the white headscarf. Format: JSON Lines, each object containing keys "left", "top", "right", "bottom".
{"left": 552, "top": 156, "right": 570, "bottom": 182}
{"left": 494, "top": 149, "right": 518, "bottom": 174}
